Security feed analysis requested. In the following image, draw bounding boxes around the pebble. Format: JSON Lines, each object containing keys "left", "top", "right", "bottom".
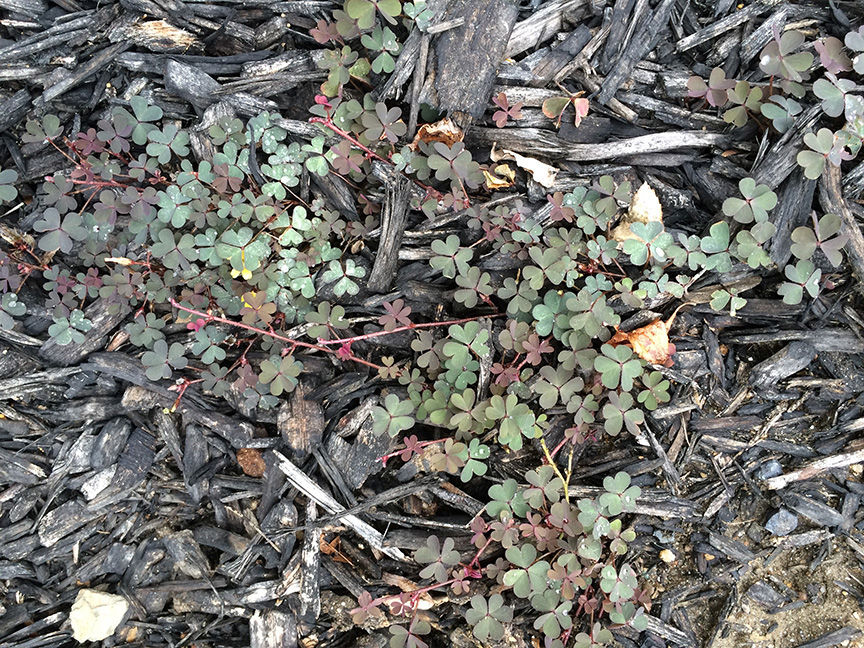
{"left": 765, "top": 508, "right": 798, "bottom": 536}
{"left": 758, "top": 459, "right": 783, "bottom": 480}
{"left": 660, "top": 549, "right": 676, "bottom": 563}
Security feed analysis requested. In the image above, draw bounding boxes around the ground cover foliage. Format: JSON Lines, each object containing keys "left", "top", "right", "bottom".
{"left": 1, "top": 0, "right": 864, "bottom": 646}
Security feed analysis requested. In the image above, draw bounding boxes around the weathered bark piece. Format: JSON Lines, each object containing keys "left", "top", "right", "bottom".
{"left": 675, "top": 0, "right": 779, "bottom": 52}
{"left": 272, "top": 451, "right": 405, "bottom": 560}
{"left": 0, "top": 89, "right": 31, "bottom": 134}
{"left": 40, "top": 42, "right": 130, "bottom": 104}
{"left": 504, "top": 0, "right": 587, "bottom": 59}
{"left": 596, "top": 0, "right": 677, "bottom": 105}
{"left": 0, "top": 367, "right": 81, "bottom": 401}
{"left": 120, "top": 385, "right": 253, "bottom": 449}
{"left": 164, "top": 59, "right": 277, "bottom": 115}
{"left": 38, "top": 500, "right": 105, "bottom": 548}
{"left": 766, "top": 168, "right": 817, "bottom": 269}
{"left": 90, "top": 417, "right": 133, "bottom": 471}
{"left": 250, "top": 610, "right": 297, "bottom": 648}
{"left": 749, "top": 341, "right": 816, "bottom": 391}
{"left": 153, "top": 409, "right": 183, "bottom": 471}
{"left": 793, "top": 627, "right": 862, "bottom": 648}
{"left": 752, "top": 105, "right": 821, "bottom": 189}
{"left": 309, "top": 167, "right": 359, "bottom": 220}
{"left": 784, "top": 493, "right": 844, "bottom": 528}
{"left": 529, "top": 24, "right": 592, "bottom": 87}
{"left": 331, "top": 411, "right": 393, "bottom": 491}
{"left": 374, "top": 27, "right": 423, "bottom": 102}
{"left": 183, "top": 423, "right": 210, "bottom": 504}
{"left": 277, "top": 382, "right": 325, "bottom": 461}
{"left": 431, "top": 0, "right": 520, "bottom": 124}
{"left": 368, "top": 175, "right": 411, "bottom": 293}
{"left": 40, "top": 299, "right": 128, "bottom": 367}
{"left": 819, "top": 164, "right": 864, "bottom": 288}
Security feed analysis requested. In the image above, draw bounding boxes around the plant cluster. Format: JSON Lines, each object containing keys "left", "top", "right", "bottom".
{"left": 687, "top": 25, "right": 864, "bottom": 180}
{"left": 352, "top": 470, "right": 647, "bottom": 648}
{"left": 0, "top": 2, "right": 857, "bottom": 647}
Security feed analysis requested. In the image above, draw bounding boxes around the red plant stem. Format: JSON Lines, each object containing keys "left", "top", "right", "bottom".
{"left": 310, "top": 117, "right": 391, "bottom": 165}
{"left": 309, "top": 116, "right": 439, "bottom": 197}
{"left": 377, "top": 438, "right": 447, "bottom": 467}
{"left": 368, "top": 533, "right": 495, "bottom": 611}
{"left": 168, "top": 297, "right": 385, "bottom": 372}
{"left": 315, "top": 313, "right": 501, "bottom": 346}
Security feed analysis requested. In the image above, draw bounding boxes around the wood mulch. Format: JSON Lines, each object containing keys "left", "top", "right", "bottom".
{"left": 1, "top": 1, "right": 864, "bottom": 647}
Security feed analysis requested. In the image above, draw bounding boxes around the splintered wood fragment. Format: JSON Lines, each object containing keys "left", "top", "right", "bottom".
{"left": 720, "top": 328, "right": 864, "bottom": 353}
{"left": 272, "top": 451, "right": 406, "bottom": 560}
{"left": 596, "top": 0, "right": 677, "bottom": 105}
{"left": 250, "top": 609, "right": 297, "bottom": 648}
{"left": 765, "top": 447, "right": 864, "bottom": 490}
{"left": 368, "top": 175, "right": 411, "bottom": 293}
{"left": 38, "top": 500, "right": 105, "bottom": 548}
{"left": 820, "top": 164, "right": 864, "bottom": 288}
{"left": 504, "top": 0, "right": 587, "bottom": 59}
{"left": 153, "top": 409, "right": 183, "bottom": 470}
{"left": 298, "top": 503, "right": 321, "bottom": 628}
{"left": 617, "top": 91, "right": 726, "bottom": 129}
{"left": 0, "top": 446, "right": 46, "bottom": 484}
{"left": 255, "top": 16, "right": 291, "bottom": 49}
{"left": 675, "top": 0, "right": 780, "bottom": 52}
{"left": 530, "top": 24, "right": 592, "bottom": 87}
{"left": 708, "top": 531, "right": 756, "bottom": 563}
{"left": 107, "top": 17, "right": 198, "bottom": 53}
{"left": 785, "top": 493, "right": 844, "bottom": 527}
{"left": 164, "top": 530, "right": 211, "bottom": 579}
{"left": 598, "top": 0, "right": 643, "bottom": 75}
{"left": 308, "top": 167, "right": 358, "bottom": 219}
{"left": 566, "top": 486, "right": 695, "bottom": 519}
{"left": 0, "top": 368, "right": 81, "bottom": 400}
{"left": 432, "top": 0, "right": 520, "bottom": 123}
{"left": 0, "top": 14, "right": 91, "bottom": 62}
{"left": 0, "top": 0, "right": 47, "bottom": 16}
{"left": 40, "top": 299, "right": 128, "bottom": 367}
{"left": 571, "top": 70, "right": 637, "bottom": 123}
{"left": 184, "top": 424, "right": 209, "bottom": 503}
{"left": 467, "top": 128, "right": 726, "bottom": 161}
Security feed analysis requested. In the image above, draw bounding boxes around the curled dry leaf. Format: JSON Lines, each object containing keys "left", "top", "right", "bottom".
{"left": 482, "top": 164, "right": 515, "bottom": 189}
{"left": 410, "top": 117, "right": 464, "bottom": 150}
{"left": 609, "top": 308, "right": 681, "bottom": 366}
{"left": 611, "top": 182, "right": 663, "bottom": 243}
{"left": 490, "top": 143, "right": 558, "bottom": 188}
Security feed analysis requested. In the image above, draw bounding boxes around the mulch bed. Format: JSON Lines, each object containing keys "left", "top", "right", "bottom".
{"left": 1, "top": 1, "right": 864, "bottom": 647}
